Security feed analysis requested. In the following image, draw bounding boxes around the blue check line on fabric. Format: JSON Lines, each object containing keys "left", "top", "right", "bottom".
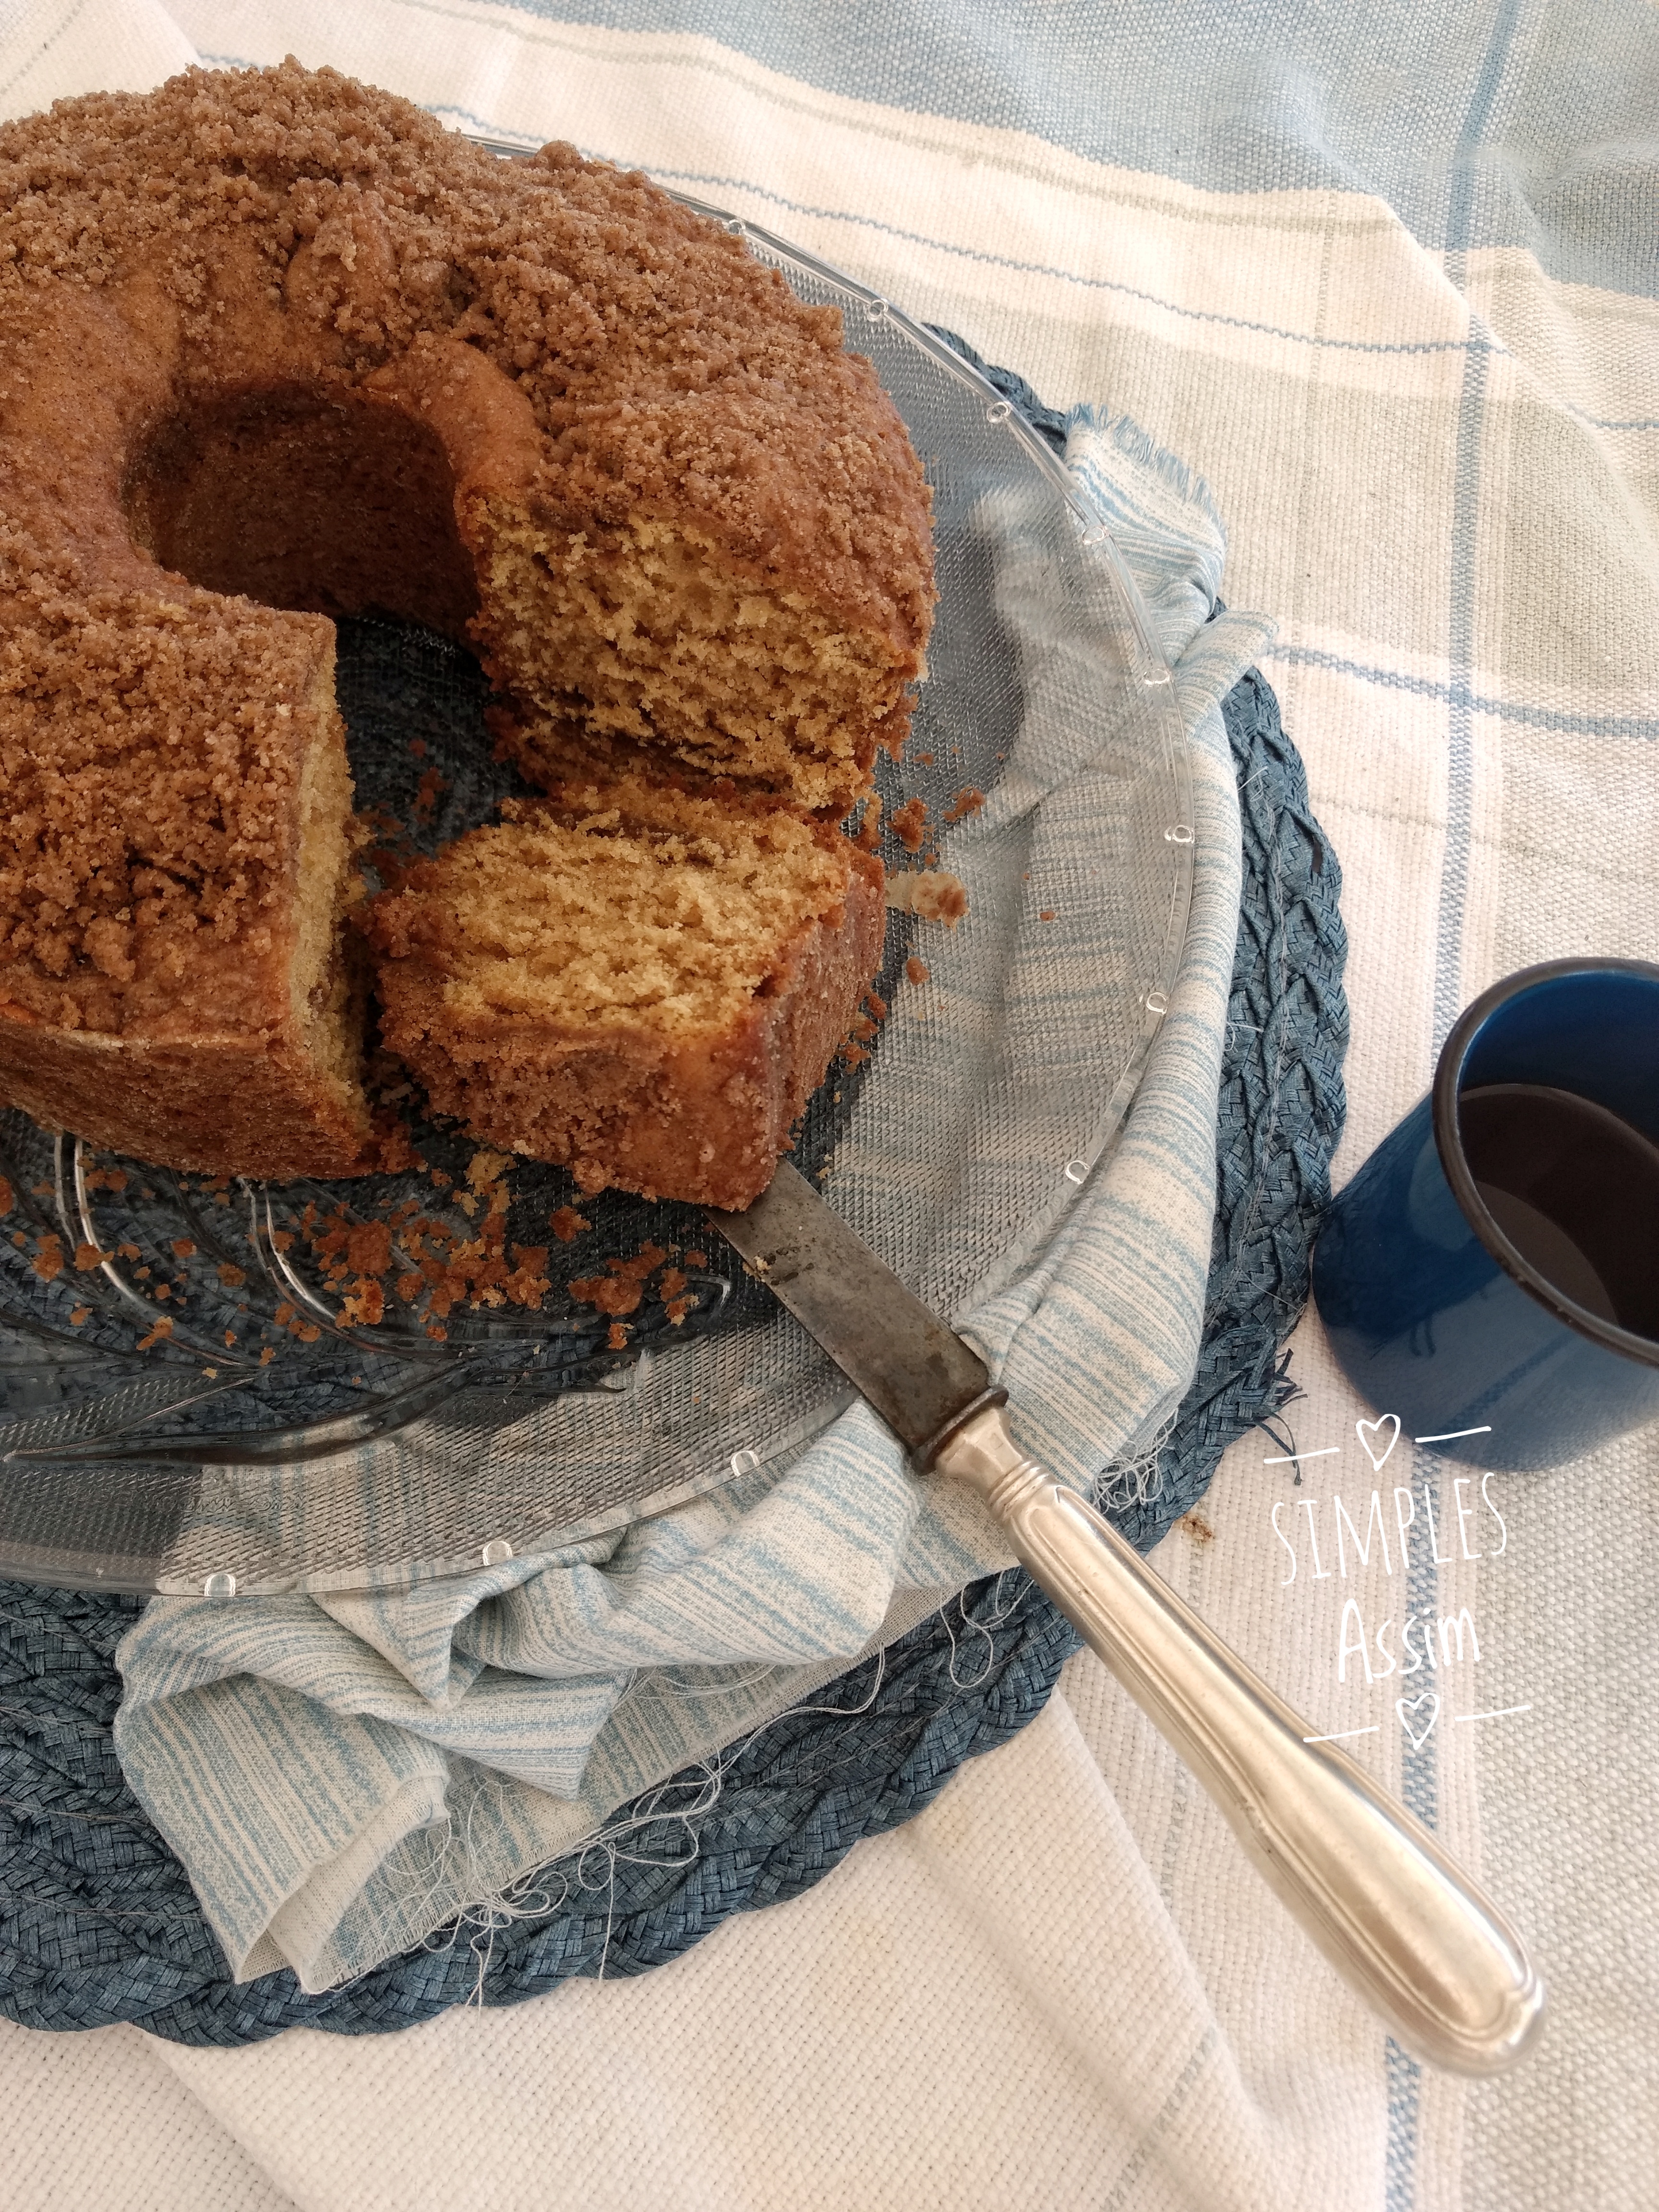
{"left": 1565, "top": 405, "right": 1659, "bottom": 434}
{"left": 1384, "top": 1450, "right": 1455, "bottom": 2212}
{"left": 621, "top": 166, "right": 1492, "bottom": 357}
{"left": 1390, "top": 12, "right": 1527, "bottom": 2198}
{"left": 1435, "top": 324, "right": 1485, "bottom": 1058}
{"left": 1434, "top": 0, "right": 1526, "bottom": 1068}
{"left": 1384, "top": 2033, "right": 1424, "bottom": 2212}
{"left": 1259, "top": 643, "right": 1659, "bottom": 740}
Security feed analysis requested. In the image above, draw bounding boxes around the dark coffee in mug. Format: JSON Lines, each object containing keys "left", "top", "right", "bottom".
{"left": 1459, "top": 1084, "right": 1659, "bottom": 1341}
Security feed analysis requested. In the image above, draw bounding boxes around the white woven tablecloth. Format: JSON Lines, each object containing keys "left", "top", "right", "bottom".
{"left": 5, "top": 3, "right": 1658, "bottom": 2207}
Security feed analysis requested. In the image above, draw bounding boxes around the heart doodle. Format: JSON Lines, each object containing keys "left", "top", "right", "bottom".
{"left": 1396, "top": 1692, "right": 1440, "bottom": 1751}
{"left": 1356, "top": 1413, "right": 1401, "bottom": 1472}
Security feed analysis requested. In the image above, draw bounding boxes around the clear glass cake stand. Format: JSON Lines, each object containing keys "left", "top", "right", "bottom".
{"left": 0, "top": 194, "right": 1191, "bottom": 1597}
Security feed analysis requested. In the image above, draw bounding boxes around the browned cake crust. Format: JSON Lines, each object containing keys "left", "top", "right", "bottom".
{"left": 0, "top": 567, "right": 372, "bottom": 1177}
{"left": 0, "top": 62, "right": 930, "bottom": 1187}
{"left": 361, "top": 782, "right": 885, "bottom": 1209}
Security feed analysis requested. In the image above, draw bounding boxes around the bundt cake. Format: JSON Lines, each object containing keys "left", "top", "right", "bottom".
{"left": 0, "top": 61, "right": 933, "bottom": 1192}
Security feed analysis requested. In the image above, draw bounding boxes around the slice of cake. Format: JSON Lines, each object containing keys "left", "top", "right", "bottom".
{"left": 359, "top": 778, "right": 884, "bottom": 1207}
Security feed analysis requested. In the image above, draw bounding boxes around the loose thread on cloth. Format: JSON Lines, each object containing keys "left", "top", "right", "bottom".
{"left": 1094, "top": 1408, "right": 1179, "bottom": 1515}
{"left": 0, "top": 359, "right": 1347, "bottom": 2046}
{"left": 423, "top": 1644, "right": 898, "bottom": 1999}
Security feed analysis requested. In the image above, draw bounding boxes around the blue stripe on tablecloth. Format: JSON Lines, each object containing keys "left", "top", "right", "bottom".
{"left": 1385, "top": 13, "right": 1523, "bottom": 2188}
{"left": 1434, "top": 326, "right": 1489, "bottom": 1061}
{"left": 1261, "top": 647, "right": 1659, "bottom": 742}
{"left": 1398, "top": 1463, "right": 1443, "bottom": 1838}
{"left": 1392, "top": 6, "right": 1526, "bottom": 2181}
{"left": 1433, "top": 0, "right": 1524, "bottom": 1062}
{"left": 1385, "top": 1454, "right": 1449, "bottom": 2211}
{"left": 1385, "top": 2033, "right": 1424, "bottom": 2212}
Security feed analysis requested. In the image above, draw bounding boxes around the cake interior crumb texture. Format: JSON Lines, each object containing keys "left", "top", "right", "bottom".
{"left": 372, "top": 784, "right": 851, "bottom": 1032}
{"left": 0, "top": 60, "right": 930, "bottom": 1187}
{"left": 363, "top": 781, "right": 885, "bottom": 1207}
{"left": 476, "top": 505, "right": 907, "bottom": 817}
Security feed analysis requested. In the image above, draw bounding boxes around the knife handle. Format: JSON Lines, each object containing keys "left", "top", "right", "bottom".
{"left": 934, "top": 1402, "right": 1544, "bottom": 2076}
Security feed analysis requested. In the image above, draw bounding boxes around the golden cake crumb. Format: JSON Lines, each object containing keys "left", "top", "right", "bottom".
{"left": 885, "top": 869, "right": 968, "bottom": 927}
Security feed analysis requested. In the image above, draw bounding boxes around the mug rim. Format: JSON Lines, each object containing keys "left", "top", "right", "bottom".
{"left": 1432, "top": 955, "right": 1659, "bottom": 1370}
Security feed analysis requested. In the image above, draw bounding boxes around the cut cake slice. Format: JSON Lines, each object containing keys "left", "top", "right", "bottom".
{"left": 360, "top": 777, "right": 885, "bottom": 1208}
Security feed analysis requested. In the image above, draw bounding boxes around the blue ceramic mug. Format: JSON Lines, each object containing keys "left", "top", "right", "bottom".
{"left": 1311, "top": 959, "right": 1659, "bottom": 1471}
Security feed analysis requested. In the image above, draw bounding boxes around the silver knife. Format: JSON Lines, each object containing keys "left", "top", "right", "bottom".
{"left": 709, "top": 1162, "right": 1545, "bottom": 2076}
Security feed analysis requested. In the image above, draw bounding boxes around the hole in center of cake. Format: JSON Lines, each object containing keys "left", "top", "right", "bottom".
{"left": 122, "top": 383, "right": 480, "bottom": 640}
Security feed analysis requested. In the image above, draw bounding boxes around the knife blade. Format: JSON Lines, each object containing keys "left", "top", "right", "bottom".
{"left": 708, "top": 1163, "right": 1545, "bottom": 2077}
{"left": 707, "top": 1161, "right": 998, "bottom": 1461}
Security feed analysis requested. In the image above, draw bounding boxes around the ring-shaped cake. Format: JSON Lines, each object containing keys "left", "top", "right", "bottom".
{"left": 0, "top": 62, "right": 931, "bottom": 1201}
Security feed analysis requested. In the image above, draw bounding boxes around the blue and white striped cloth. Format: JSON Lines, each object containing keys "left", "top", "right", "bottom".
{"left": 111, "top": 409, "right": 1261, "bottom": 1993}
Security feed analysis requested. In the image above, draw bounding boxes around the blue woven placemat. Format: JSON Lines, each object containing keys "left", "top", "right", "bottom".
{"left": 0, "top": 364, "right": 1348, "bottom": 2045}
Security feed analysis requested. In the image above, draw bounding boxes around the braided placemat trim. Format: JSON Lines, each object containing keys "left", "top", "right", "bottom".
{"left": 0, "top": 366, "right": 1347, "bottom": 2045}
